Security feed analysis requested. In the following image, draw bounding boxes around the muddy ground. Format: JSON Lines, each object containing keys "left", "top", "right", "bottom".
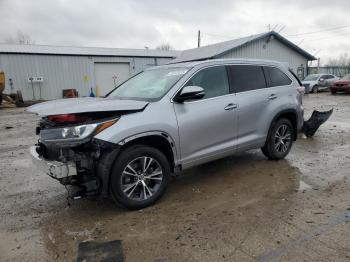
{"left": 0, "top": 93, "right": 349, "bottom": 262}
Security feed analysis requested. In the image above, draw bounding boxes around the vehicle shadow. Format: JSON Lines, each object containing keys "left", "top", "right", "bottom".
{"left": 165, "top": 150, "right": 302, "bottom": 203}
{"left": 43, "top": 149, "right": 303, "bottom": 213}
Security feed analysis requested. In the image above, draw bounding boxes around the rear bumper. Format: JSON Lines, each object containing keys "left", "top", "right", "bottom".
{"left": 30, "top": 146, "right": 77, "bottom": 180}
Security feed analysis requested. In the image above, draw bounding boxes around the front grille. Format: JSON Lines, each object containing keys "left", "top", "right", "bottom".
{"left": 304, "top": 84, "right": 310, "bottom": 88}
{"left": 335, "top": 84, "right": 349, "bottom": 88}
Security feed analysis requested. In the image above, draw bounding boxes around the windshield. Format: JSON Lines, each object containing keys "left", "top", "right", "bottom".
{"left": 341, "top": 74, "right": 350, "bottom": 80}
{"left": 108, "top": 67, "right": 189, "bottom": 101}
{"left": 303, "top": 74, "right": 320, "bottom": 81}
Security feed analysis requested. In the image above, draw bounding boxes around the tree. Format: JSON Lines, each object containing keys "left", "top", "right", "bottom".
{"left": 155, "top": 43, "right": 173, "bottom": 51}
{"left": 4, "top": 30, "right": 35, "bottom": 45}
{"left": 326, "top": 53, "right": 350, "bottom": 66}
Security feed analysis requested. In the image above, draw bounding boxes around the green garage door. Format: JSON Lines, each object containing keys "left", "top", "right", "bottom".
{"left": 94, "top": 62, "right": 130, "bottom": 96}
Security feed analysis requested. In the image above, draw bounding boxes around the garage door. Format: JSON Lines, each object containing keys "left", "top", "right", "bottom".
{"left": 94, "top": 63, "right": 130, "bottom": 96}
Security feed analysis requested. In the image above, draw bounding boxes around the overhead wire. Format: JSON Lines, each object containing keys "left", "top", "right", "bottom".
{"left": 286, "top": 24, "right": 350, "bottom": 37}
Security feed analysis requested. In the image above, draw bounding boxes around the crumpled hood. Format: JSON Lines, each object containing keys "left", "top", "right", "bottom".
{"left": 27, "top": 97, "right": 149, "bottom": 116}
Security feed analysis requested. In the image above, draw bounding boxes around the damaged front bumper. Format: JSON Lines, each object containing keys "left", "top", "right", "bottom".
{"left": 30, "top": 146, "right": 77, "bottom": 180}
{"left": 30, "top": 138, "right": 120, "bottom": 199}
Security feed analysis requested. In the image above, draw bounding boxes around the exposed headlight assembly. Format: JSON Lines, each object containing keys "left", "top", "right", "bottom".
{"left": 40, "top": 119, "right": 117, "bottom": 145}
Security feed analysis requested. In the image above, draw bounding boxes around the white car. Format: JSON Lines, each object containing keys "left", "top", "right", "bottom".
{"left": 302, "top": 74, "right": 338, "bottom": 93}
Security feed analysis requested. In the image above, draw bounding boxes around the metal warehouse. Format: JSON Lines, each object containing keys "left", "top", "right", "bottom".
{"left": 0, "top": 44, "right": 178, "bottom": 100}
{"left": 0, "top": 31, "right": 315, "bottom": 101}
{"left": 171, "top": 31, "right": 316, "bottom": 79}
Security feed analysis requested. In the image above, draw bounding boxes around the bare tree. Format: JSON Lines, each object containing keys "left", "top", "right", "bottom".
{"left": 155, "top": 43, "right": 173, "bottom": 51}
{"left": 326, "top": 53, "right": 350, "bottom": 66}
{"left": 4, "top": 30, "right": 35, "bottom": 45}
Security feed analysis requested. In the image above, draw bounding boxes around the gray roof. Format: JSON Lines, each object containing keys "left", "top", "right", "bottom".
{"left": 0, "top": 43, "right": 179, "bottom": 58}
{"left": 170, "top": 31, "right": 316, "bottom": 63}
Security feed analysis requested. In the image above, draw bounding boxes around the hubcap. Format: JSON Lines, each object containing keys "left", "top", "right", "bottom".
{"left": 121, "top": 156, "right": 163, "bottom": 201}
{"left": 274, "top": 124, "right": 292, "bottom": 153}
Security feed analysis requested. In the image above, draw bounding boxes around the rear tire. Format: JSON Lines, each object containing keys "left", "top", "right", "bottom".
{"left": 110, "top": 145, "right": 170, "bottom": 209}
{"left": 261, "top": 118, "right": 294, "bottom": 160}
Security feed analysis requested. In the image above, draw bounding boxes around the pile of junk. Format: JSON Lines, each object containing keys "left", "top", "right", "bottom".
{"left": 0, "top": 71, "right": 28, "bottom": 107}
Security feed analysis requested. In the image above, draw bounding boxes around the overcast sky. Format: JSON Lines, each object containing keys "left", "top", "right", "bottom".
{"left": 1, "top": 0, "right": 350, "bottom": 64}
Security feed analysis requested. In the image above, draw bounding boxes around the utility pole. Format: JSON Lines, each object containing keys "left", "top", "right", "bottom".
{"left": 197, "top": 30, "right": 201, "bottom": 48}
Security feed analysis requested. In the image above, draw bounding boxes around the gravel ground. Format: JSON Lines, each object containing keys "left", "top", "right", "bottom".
{"left": 0, "top": 92, "right": 349, "bottom": 261}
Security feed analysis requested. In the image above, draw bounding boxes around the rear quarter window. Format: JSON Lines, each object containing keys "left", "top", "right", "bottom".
{"left": 264, "top": 66, "right": 292, "bottom": 87}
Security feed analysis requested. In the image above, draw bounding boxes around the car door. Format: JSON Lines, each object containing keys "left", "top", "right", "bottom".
{"left": 228, "top": 64, "right": 270, "bottom": 149}
{"left": 325, "top": 75, "right": 337, "bottom": 87}
{"left": 319, "top": 75, "right": 329, "bottom": 88}
{"left": 173, "top": 65, "right": 237, "bottom": 168}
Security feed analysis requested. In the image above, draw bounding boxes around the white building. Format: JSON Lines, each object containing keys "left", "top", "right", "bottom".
{"left": 171, "top": 31, "right": 316, "bottom": 79}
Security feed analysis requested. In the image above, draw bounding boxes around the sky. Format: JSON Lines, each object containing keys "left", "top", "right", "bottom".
{"left": 1, "top": 0, "right": 350, "bottom": 65}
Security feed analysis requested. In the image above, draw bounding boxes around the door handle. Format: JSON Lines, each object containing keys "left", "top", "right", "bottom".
{"left": 224, "top": 103, "right": 238, "bottom": 110}
{"left": 268, "top": 94, "right": 277, "bottom": 100}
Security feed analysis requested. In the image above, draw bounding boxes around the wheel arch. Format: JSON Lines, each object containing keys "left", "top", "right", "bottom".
{"left": 97, "top": 131, "right": 178, "bottom": 198}
{"left": 118, "top": 131, "right": 178, "bottom": 170}
{"left": 269, "top": 109, "right": 298, "bottom": 141}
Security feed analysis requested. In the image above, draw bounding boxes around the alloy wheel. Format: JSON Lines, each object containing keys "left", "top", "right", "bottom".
{"left": 120, "top": 156, "right": 163, "bottom": 201}
{"left": 274, "top": 124, "right": 292, "bottom": 153}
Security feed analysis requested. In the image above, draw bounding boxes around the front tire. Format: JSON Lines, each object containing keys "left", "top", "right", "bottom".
{"left": 110, "top": 145, "right": 170, "bottom": 209}
{"left": 312, "top": 85, "right": 319, "bottom": 93}
{"left": 261, "top": 118, "right": 294, "bottom": 160}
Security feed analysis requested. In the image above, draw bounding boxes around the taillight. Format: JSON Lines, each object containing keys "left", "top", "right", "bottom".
{"left": 297, "top": 86, "right": 305, "bottom": 95}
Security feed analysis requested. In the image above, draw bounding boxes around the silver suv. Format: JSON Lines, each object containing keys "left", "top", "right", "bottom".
{"left": 29, "top": 59, "right": 304, "bottom": 209}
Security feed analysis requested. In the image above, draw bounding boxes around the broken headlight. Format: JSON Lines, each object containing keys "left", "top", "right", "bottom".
{"left": 40, "top": 119, "right": 117, "bottom": 144}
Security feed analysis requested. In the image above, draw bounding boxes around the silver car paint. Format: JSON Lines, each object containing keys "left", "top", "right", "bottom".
{"left": 173, "top": 93, "right": 237, "bottom": 168}
{"left": 27, "top": 97, "right": 148, "bottom": 116}
{"left": 95, "top": 59, "right": 303, "bottom": 170}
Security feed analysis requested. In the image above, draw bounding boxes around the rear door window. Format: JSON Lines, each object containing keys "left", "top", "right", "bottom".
{"left": 264, "top": 66, "right": 292, "bottom": 87}
{"left": 228, "top": 65, "right": 266, "bottom": 93}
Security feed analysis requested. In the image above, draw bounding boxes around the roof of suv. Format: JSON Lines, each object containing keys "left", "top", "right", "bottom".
{"left": 149, "top": 58, "right": 288, "bottom": 70}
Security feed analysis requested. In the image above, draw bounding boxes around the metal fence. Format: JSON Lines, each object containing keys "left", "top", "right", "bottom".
{"left": 308, "top": 66, "right": 350, "bottom": 77}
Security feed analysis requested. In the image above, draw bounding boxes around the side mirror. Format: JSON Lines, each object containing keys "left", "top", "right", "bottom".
{"left": 173, "top": 86, "right": 205, "bottom": 103}
{"left": 319, "top": 78, "right": 325, "bottom": 82}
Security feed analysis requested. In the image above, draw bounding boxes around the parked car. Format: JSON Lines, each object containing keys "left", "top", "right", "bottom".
{"left": 28, "top": 59, "right": 304, "bottom": 209}
{"left": 330, "top": 74, "right": 350, "bottom": 94}
{"left": 302, "top": 74, "right": 338, "bottom": 93}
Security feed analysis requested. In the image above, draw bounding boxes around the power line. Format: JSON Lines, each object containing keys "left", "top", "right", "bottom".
{"left": 202, "top": 27, "right": 350, "bottom": 47}
{"left": 302, "top": 31, "right": 350, "bottom": 42}
{"left": 286, "top": 24, "right": 350, "bottom": 37}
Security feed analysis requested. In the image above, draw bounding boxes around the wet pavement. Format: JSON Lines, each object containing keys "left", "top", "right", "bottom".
{"left": 0, "top": 93, "right": 349, "bottom": 261}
